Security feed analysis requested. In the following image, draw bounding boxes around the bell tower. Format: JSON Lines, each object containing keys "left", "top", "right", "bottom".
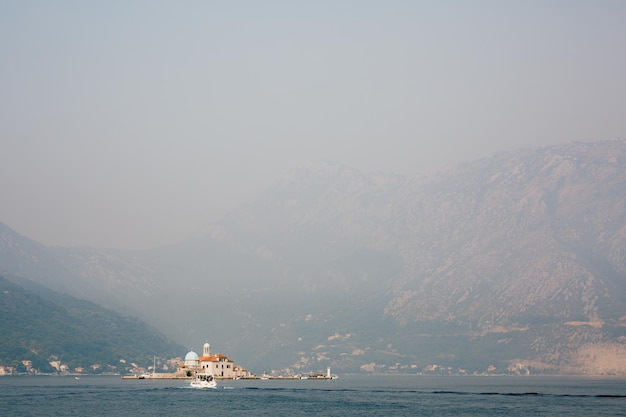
{"left": 203, "top": 341, "right": 211, "bottom": 356}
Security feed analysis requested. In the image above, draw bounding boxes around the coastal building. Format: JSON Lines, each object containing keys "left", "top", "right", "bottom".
{"left": 200, "top": 353, "right": 234, "bottom": 378}
{"left": 175, "top": 341, "right": 252, "bottom": 379}
{"left": 184, "top": 350, "right": 199, "bottom": 367}
{"left": 0, "top": 365, "right": 15, "bottom": 375}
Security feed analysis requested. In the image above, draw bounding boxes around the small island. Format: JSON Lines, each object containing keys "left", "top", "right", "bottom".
{"left": 121, "top": 340, "right": 337, "bottom": 380}
{"left": 122, "top": 341, "right": 254, "bottom": 380}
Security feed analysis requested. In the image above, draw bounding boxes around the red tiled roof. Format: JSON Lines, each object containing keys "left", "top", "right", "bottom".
{"left": 198, "top": 353, "right": 233, "bottom": 362}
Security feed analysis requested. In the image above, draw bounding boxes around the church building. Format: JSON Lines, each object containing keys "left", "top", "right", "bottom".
{"left": 177, "top": 341, "right": 252, "bottom": 379}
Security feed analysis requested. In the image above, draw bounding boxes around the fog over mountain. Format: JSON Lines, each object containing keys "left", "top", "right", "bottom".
{"left": 1, "top": 140, "right": 626, "bottom": 375}
{"left": 3, "top": 1, "right": 626, "bottom": 251}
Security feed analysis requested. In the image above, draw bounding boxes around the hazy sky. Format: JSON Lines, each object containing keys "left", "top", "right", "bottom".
{"left": 1, "top": 0, "right": 625, "bottom": 249}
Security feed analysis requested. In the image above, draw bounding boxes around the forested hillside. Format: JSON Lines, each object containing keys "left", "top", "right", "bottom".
{"left": 0, "top": 275, "right": 184, "bottom": 374}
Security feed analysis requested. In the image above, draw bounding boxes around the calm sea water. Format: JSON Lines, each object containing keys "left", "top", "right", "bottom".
{"left": 1, "top": 375, "right": 625, "bottom": 416}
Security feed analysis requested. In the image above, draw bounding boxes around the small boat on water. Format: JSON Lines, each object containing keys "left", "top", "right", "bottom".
{"left": 190, "top": 373, "right": 217, "bottom": 389}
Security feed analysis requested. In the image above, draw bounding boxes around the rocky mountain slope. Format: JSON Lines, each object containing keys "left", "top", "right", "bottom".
{"left": 385, "top": 141, "right": 626, "bottom": 326}
{"left": 1, "top": 139, "right": 625, "bottom": 375}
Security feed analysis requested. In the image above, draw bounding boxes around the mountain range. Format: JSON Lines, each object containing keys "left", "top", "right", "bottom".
{"left": 1, "top": 139, "right": 625, "bottom": 375}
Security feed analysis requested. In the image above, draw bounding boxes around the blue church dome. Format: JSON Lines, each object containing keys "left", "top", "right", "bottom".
{"left": 185, "top": 351, "right": 199, "bottom": 361}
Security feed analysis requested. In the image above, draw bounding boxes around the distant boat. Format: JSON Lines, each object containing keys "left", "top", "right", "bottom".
{"left": 190, "top": 373, "right": 217, "bottom": 389}
{"left": 75, "top": 376, "right": 80, "bottom": 380}
{"left": 140, "top": 356, "right": 156, "bottom": 379}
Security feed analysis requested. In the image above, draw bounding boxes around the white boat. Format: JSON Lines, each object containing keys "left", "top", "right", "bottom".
{"left": 190, "top": 373, "right": 217, "bottom": 389}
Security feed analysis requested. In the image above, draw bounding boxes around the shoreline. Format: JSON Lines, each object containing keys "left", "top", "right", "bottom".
{"left": 120, "top": 374, "right": 335, "bottom": 380}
